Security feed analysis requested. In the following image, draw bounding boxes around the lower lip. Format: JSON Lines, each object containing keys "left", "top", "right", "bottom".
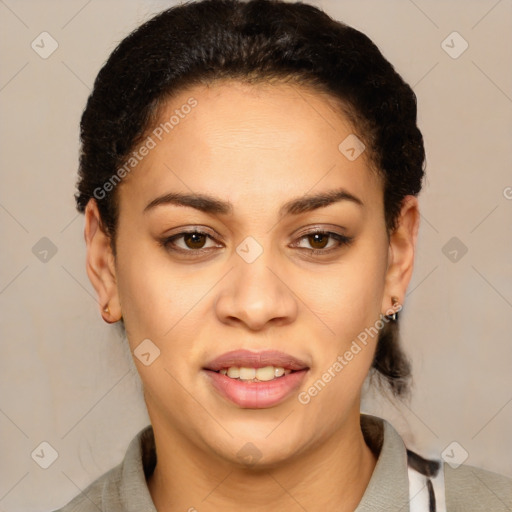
{"left": 204, "top": 369, "right": 308, "bottom": 408}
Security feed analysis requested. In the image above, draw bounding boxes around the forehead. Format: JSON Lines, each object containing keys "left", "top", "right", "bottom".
{"left": 117, "top": 80, "right": 382, "bottom": 215}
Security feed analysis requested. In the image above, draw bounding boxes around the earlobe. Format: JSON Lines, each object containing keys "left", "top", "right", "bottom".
{"left": 381, "top": 195, "right": 420, "bottom": 315}
{"left": 84, "top": 199, "right": 122, "bottom": 323}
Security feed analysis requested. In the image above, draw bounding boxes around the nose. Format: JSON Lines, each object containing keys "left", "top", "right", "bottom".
{"left": 214, "top": 250, "right": 298, "bottom": 331}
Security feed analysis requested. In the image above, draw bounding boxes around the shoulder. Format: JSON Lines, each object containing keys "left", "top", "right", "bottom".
{"left": 51, "top": 425, "right": 155, "bottom": 512}
{"left": 444, "top": 462, "right": 512, "bottom": 511}
{"left": 51, "top": 462, "right": 123, "bottom": 511}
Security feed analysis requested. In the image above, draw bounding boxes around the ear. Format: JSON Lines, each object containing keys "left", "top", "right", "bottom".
{"left": 84, "top": 199, "right": 122, "bottom": 323}
{"left": 381, "top": 195, "right": 420, "bottom": 315}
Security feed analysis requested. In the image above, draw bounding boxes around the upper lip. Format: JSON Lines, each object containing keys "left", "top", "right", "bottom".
{"left": 204, "top": 350, "right": 310, "bottom": 372}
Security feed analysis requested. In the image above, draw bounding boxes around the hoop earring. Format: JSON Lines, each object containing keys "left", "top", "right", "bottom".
{"left": 386, "top": 296, "right": 400, "bottom": 322}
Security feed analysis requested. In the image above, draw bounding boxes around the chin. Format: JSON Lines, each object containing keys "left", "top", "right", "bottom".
{"left": 208, "top": 429, "right": 309, "bottom": 470}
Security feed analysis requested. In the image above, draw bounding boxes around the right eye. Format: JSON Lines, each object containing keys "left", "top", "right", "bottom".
{"left": 162, "top": 230, "right": 223, "bottom": 253}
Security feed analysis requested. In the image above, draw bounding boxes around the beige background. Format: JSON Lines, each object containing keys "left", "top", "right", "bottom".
{"left": 0, "top": 0, "right": 511, "bottom": 510}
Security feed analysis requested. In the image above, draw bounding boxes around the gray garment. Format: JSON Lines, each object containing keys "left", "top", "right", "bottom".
{"left": 52, "top": 414, "right": 512, "bottom": 511}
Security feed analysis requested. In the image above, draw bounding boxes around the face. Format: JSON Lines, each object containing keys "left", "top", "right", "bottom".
{"left": 85, "top": 80, "right": 418, "bottom": 467}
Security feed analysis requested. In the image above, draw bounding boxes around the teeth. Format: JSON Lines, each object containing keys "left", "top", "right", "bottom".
{"left": 219, "top": 366, "right": 290, "bottom": 381}
{"left": 274, "top": 367, "right": 285, "bottom": 377}
{"left": 254, "top": 366, "right": 275, "bottom": 381}
{"left": 239, "top": 367, "right": 256, "bottom": 380}
{"left": 226, "top": 367, "right": 240, "bottom": 378}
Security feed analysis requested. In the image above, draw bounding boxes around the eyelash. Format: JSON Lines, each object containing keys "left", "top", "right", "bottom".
{"left": 160, "top": 228, "right": 353, "bottom": 258}
{"left": 292, "top": 231, "right": 353, "bottom": 255}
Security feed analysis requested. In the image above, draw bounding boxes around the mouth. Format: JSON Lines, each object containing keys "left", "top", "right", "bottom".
{"left": 203, "top": 350, "right": 310, "bottom": 408}
{"left": 217, "top": 365, "right": 293, "bottom": 382}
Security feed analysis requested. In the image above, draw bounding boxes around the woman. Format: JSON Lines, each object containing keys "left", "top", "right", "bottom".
{"left": 54, "top": 0, "right": 511, "bottom": 510}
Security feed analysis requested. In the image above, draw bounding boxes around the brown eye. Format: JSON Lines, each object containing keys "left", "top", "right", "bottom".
{"left": 307, "top": 233, "right": 329, "bottom": 249}
{"left": 161, "top": 229, "right": 223, "bottom": 254}
{"left": 292, "top": 230, "right": 353, "bottom": 254}
{"left": 183, "top": 232, "right": 207, "bottom": 249}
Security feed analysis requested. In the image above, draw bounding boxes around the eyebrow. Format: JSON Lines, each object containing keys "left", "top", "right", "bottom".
{"left": 143, "top": 187, "right": 363, "bottom": 217}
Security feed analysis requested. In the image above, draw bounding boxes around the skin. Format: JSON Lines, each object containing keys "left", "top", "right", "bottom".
{"left": 84, "top": 80, "right": 419, "bottom": 512}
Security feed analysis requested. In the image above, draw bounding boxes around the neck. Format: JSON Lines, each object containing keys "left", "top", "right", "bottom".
{"left": 147, "top": 411, "right": 377, "bottom": 512}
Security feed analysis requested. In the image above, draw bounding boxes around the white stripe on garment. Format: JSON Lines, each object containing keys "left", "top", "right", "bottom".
{"left": 430, "top": 462, "right": 446, "bottom": 512}
{"left": 407, "top": 459, "right": 446, "bottom": 512}
{"left": 408, "top": 466, "right": 431, "bottom": 512}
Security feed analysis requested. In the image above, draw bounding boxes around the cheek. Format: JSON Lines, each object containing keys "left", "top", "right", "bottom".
{"left": 114, "top": 235, "right": 225, "bottom": 376}
{"left": 114, "top": 233, "right": 182, "bottom": 342}
{"left": 310, "top": 237, "right": 389, "bottom": 344}
{"left": 117, "top": 263, "right": 198, "bottom": 343}
{"left": 297, "top": 251, "right": 388, "bottom": 422}
{"left": 295, "top": 232, "right": 389, "bottom": 411}
{"left": 114, "top": 242, "right": 206, "bottom": 397}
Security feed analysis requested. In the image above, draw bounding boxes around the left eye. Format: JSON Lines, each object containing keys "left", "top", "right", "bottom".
{"left": 293, "top": 231, "right": 351, "bottom": 251}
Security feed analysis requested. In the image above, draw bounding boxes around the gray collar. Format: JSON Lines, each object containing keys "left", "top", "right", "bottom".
{"left": 356, "top": 414, "right": 410, "bottom": 511}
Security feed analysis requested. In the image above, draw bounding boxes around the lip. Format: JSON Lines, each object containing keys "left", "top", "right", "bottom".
{"left": 203, "top": 350, "right": 310, "bottom": 409}
{"left": 203, "top": 349, "right": 309, "bottom": 372}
